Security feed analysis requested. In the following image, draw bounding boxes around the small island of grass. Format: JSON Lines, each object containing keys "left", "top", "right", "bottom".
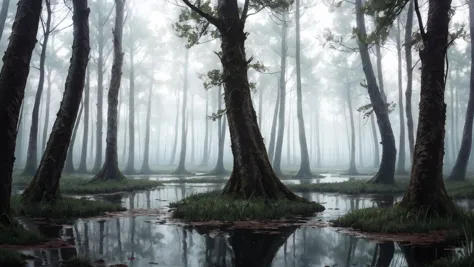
{"left": 0, "top": 248, "right": 31, "bottom": 267}
{"left": 170, "top": 190, "right": 325, "bottom": 221}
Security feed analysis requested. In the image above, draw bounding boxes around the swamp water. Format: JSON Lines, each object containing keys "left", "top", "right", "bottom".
{"left": 11, "top": 174, "right": 473, "bottom": 267}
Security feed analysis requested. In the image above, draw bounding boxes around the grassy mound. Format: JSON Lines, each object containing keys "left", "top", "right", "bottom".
{"left": 12, "top": 196, "right": 125, "bottom": 219}
{"left": 12, "top": 176, "right": 161, "bottom": 194}
{"left": 332, "top": 205, "right": 473, "bottom": 234}
{"left": 0, "top": 249, "right": 28, "bottom": 267}
{"left": 0, "top": 221, "right": 44, "bottom": 245}
{"left": 170, "top": 190, "right": 325, "bottom": 221}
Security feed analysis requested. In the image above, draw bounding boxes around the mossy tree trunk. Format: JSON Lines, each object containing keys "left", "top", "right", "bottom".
{"left": 21, "top": 0, "right": 90, "bottom": 203}
{"left": 396, "top": 18, "right": 407, "bottom": 175}
{"left": 91, "top": 0, "right": 125, "bottom": 182}
{"left": 78, "top": 68, "right": 90, "bottom": 172}
{"left": 355, "top": 0, "right": 396, "bottom": 184}
{"left": 448, "top": 0, "right": 474, "bottom": 182}
{"left": 399, "top": 0, "right": 457, "bottom": 216}
{"left": 23, "top": 0, "right": 52, "bottom": 176}
{"left": 405, "top": 0, "right": 415, "bottom": 161}
{"left": 0, "top": 0, "right": 42, "bottom": 224}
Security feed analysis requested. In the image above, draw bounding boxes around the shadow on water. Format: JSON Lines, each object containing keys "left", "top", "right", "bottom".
{"left": 12, "top": 181, "right": 470, "bottom": 267}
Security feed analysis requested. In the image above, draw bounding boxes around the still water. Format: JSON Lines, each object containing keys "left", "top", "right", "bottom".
{"left": 15, "top": 175, "right": 471, "bottom": 267}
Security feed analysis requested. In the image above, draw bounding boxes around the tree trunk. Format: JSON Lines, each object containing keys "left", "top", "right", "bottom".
{"left": 346, "top": 84, "right": 357, "bottom": 175}
{"left": 200, "top": 90, "right": 210, "bottom": 166}
{"left": 79, "top": 68, "right": 90, "bottom": 172}
{"left": 0, "top": 0, "right": 9, "bottom": 42}
{"left": 169, "top": 88, "right": 180, "bottom": 165}
{"left": 316, "top": 102, "right": 321, "bottom": 167}
{"left": 400, "top": 0, "right": 457, "bottom": 216}
{"left": 0, "top": 0, "right": 42, "bottom": 224}
{"left": 355, "top": 0, "right": 396, "bottom": 184}
{"left": 447, "top": 0, "right": 474, "bottom": 182}
{"left": 375, "top": 43, "right": 386, "bottom": 102}
{"left": 21, "top": 0, "right": 90, "bottom": 203}
{"left": 358, "top": 114, "right": 363, "bottom": 166}
{"left": 125, "top": 47, "right": 135, "bottom": 174}
{"left": 208, "top": 85, "right": 228, "bottom": 175}
{"left": 405, "top": 0, "right": 415, "bottom": 161}
{"left": 173, "top": 48, "right": 191, "bottom": 175}
{"left": 64, "top": 102, "right": 84, "bottom": 173}
{"left": 294, "top": 0, "right": 313, "bottom": 178}
{"left": 450, "top": 77, "right": 455, "bottom": 165}
{"left": 273, "top": 15, "right": 288, "bottom": 176}
{"left": 140, "top": 83, "right": 153, "bottom": 173}
{"left": 93, "top": 0, "right": 105, "bottom": 172}
{"left": 258, "top": 85, "right": 263, "bottom": 128}
{"left": 41, "top": 66, "right": 52, "bottom": 153}
{"left": 23, "top": 0, "right": 52, "bottom": 176}
{"left": 396, "top": 18, "right": 407, "bottom": 174}
{"left": 91, "top": 0, "right": 125, "bottom": 182}
{"left": 267, "top": 84, "right": 279, "bottom": 162}
{"left": 370, "top": 113, "right": 380, "bottom": 167}
{"left": 190, "top": 94, "right": 195, "bottom": 165}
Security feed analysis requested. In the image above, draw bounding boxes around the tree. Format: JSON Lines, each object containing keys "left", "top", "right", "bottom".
{"left": 405, "top": 0, "right": 415, "bottom": 160}
{"left": 355, "top": 0, "right": 397, "bottom": 184}
{"left": 78, "top": 68, "right": 91, "bottom": 172}
{"left": 23, "top": 0, "right": 53, "bottom": 176}
{"left": 400, "top": 0, "right": 457, "bottom": 216}
{"left": 447, "top": 0, "right": 474, "bottom": 182}
{"left": 178, "top": 0, "right": 303, "bottom": 199}
{"left": 91, "top": 0, "right": 125, "bottom": 182}
{"left": 207, "top": 85, "right": 228, "bottom": 175}
{"left": 395, "top": 18, "right": 407, "bottom": 174}
{"left": 21, "top": 0, "right": 90, "bottom": 202}
{"left": 64, "top": 102, "right": 84, "bottom": 173}
{"left": 0, "top": 0, "right": 42, "bottom": 223}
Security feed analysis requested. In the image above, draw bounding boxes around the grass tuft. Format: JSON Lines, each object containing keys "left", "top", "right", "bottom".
{"left": 12, "top": 196, "right": 125, "bottom": 220}
{"left": 61, "top": 256, "right": 93, "bottom": 267}
{"left": 428, "top": 254, "right": 474, "bottom": 267}
{"left": 0, "top": 221, "right": 44, "bottom": 245}
{"left": 170, "top": 190, "right": 325, "bottom": 221}
{"left": 12, "top": 176, "right": 161, "bottom": 194}
{"left": 332, "top": 205, "right": 474, "bottom": 234}
{"left": 0, "top": 249, "right": 27, "bottom": 267}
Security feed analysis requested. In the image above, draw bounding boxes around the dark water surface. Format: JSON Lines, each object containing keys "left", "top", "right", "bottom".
{"left": 14, "top": 175, "right": 472, "bottom": 267}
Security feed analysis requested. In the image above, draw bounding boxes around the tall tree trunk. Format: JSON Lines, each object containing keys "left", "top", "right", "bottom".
{"left": 258, "top": 86, "right": 263, "bottom": 128}
{"left": 173, "top": 48, "right": 191, "bottom": 175}
{"left": 91, "top": 0, "right": 125, "bottom": 182}
{"left": 209, "top": 85, "right": 228, "bottom": 175}
{"left": 0, "top": 0, "right": 42, "bottom": 224}
{"left": 316, "top": 102, "right": 321, "bottom": 167}
{"left": 355, "top": 0, "right": 396, "bottom": 184}
{"left": 64, "top": 102, "right": 84, "bottom": 173}
{"left": 125, "top": 47, "right": 135, "bottom": 174}
{"left": 396, "top": 18, "right": 407, "bottom": 174}
{"left": 273, "top": 15, "right": 288, "bottom": 176}
{"left": 79, "top": 68, "right": 90, "bottom": 172}
{"left": 346, "top": 84, "right": 357, "bottom": 175}
{"left": 267, "top": 85, "right": 279, "bottom": 162}
{"left": 450, "top": 76, "right": 455, "bottom": 164}
{"left": 21, "top": 0, "right": 89, "bottom": 202}
{"left": 358, "top": 114, "right": 363, "bottom": 166}
{"left": 405, "top": 0, "right": 415, "bottom": 161}
{"left": 140, "top": 83, "right": 153, "bottom": 173}
{"left": 200, "top": 90, "right": 210, "bottom": 166}
{"left": 169, "top": 89, "right": 180, "bottom": 165}
{"left": 400, "top": 0, "right": 457, "bottom": 216}
{"left": 294, "top": 0, "right": 313, "bottom": 178}
{"left": 375, "top": 44, "right": 386, "bottom": 102}
{"left": 190, "top": 94, "right": 195, "bottom": 165}
{"left": 41, "top": 66, "right": 52, "bottom": 153}
{"left": 370, "top": 113, "right": 380, "bottom": 167}
{"left": 93, "top": 0, "right": 105, "bottom": 172}
{"left": 23, "top": 0, "right": 52, "bottom": 176}
{"left": 0, "top": 0, "right": 9, "bottom": 42}
{"left": 455, "top": 83, "right": 460, "bottom": 151}
{"left": 287, "top": 100, "right": 291, "bottom": 167}
{"left": 448, "top": 0, "right": 474, "bottom": 182}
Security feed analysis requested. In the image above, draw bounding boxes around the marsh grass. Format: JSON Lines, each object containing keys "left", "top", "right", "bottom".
{"left": 61, "top": 256, "right": 93, "bottom": 267}
{"left": 428, "top": 254, "right": 474, "bottom": 267}
{"left": 0, "top": 249, "right": 27, "bottom": 267}
{"left": 332, "top": 205, "right": 474, "bottom": 235}
{"left": 12, "top": 196, "right": 125, "bottom": 219}
{"left": 170, "top": 190, "right": 325, "bottom": 221}
{"left": 12, "top": 176, "right": 161, "bottom": 194}
{"left": 0, "top": 220, "right": 44, "bottom": 245}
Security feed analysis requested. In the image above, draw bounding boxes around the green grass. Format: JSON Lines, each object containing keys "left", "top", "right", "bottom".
{"left": 12, "top": 196, "right": 125, "bottom": 220}
{"left": 170, "top": 190, "right": 325, "bottom": 221}
{"left": 429, "top": 254, "right": 474, "bottom": 267}
{"left": 12, "top": 176, "right": 162, "bottom": 194}
{"left": 0, "top": 249, "right": 27, "bottom": 267}
{"left": 61, "top": 257, "right": 93, "bottom": 267}
{"left": 0, "top": 221, "right": 44, "bottom": 245}
{"left": 332, "top": 205, "right": 474, "bottom": 234}
{"left": 163, "top": 177, "right": 227, "bottom": 184}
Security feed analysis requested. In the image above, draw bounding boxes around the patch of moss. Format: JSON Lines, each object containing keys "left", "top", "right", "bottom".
{"left": 332, "top": 205, "right": 474, "bottom": 235}
{"left": 0, "top": 221, "right": 44, "bottom": 245}
{"left": 12, "top": 176, "right": 161, "bottom": 194}
{"left": 170, "top": 190, "right": 325, "bottom": 221}
{"left": 12, "top": 196, "right": 125, "bottom": 220}
{"left": 62, "top": 256, "right": 93, "bottom": 267}
{"left": 0, "top": 249, "right": 27, "bottom": 267}
{"left": 428, "top": 254, "right": 474, "bottom": 267}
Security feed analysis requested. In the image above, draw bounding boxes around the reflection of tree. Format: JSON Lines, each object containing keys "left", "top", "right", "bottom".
{"left": 400, "top": 245, "right": 453, "bottom": 266}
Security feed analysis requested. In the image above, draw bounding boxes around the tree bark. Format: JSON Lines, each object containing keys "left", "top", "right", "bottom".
{"left": 64, "top": 102, "right": 84, "bottom": 173}
{"left": 447, "top": 0, "right": 474, "bottom": 182}
{"left": 125, "top": 46, "right": 135, "bottom": 174}
{"left": 346, "top": 84, "right": 358, "bottom": 175}
{"left": 400, "top": 0, "right": 457, "bottom": 216}
{"left": 208, "top": 85, "right": 228, "bottom": 175}
{"left": 173, "top": 48, "right": 191, "bottom": 175}
{"left": 21, "top": 0, "right": 90, "bottom": 203}
{"left": 78, "top": 68, "right": 90, "bottom": 172}
{"left": 405, "top": 0, "right": 415, "bottom": 161}
{"left": 23, "top": 0, "right": 52, "bottom": 176}
{"left": 267, "top": 84, "right": 279, "bottom": 162}
{"left": 258, "top": 85, "right": 263, "bottom": 128}
{"left": 370, "top": 112, "right": 380, "bottom": 167}
{"left": 200, "top": 90, "right": 210, "bottom": 166}
{"left": 273, "top": 15, "right": 288, "bottom": 176}
{"left": 140, "top": 83, "right": 153, "bottom": 173}
{"left": 93, "top": 0, "right": 105, "bottom": 172}
{"left": 375, "top": 44, "right": 386, "bottom": 102}
{"left": 0, "top": 0, "right": 42, "bottom": 224}
{"left": 355, "top": 0, "right": 396, "bottom": 184}
{"left": 41, "top": 65, "right": 53, "bottom": 153}
{"left": 396, "top": 18, "right": 407, "bottom": 174}
{"left": 91, "top": 0, "right": 125, "bottom": 182}
{"left": 0, "top": 0, "right": 9, "bottom": 42}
